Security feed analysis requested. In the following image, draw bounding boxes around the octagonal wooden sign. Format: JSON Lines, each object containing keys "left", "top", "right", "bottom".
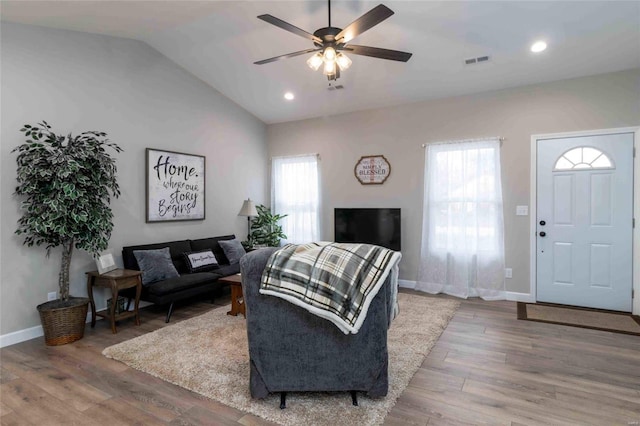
{"left": 354, "top": 155, "right": 391, "bottom": 185}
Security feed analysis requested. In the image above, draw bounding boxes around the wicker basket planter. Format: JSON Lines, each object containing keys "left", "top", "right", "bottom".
{"left": 37, "top": 297, "right": 89, "bottom": 346}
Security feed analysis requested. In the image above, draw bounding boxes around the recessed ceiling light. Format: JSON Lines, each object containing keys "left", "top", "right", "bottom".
{"left": 284, "top": 92, "right": 295, "bottom": 100}
{"left": 530, "top": 41, "right": 547, "bottom": 53}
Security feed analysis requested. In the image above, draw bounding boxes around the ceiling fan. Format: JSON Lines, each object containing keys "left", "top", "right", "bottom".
{"left": 254, "top": 0, "right": 412, "bottom": 81}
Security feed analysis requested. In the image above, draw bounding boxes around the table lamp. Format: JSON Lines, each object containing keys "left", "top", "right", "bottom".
{"left": 238, "top": 198, "right": 258, "bottom": 240}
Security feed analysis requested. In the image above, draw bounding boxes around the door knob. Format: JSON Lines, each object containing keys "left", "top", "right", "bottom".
{"left": 539, "top": 220, "right": 546, "bottom": 226}
{"left": 539, "top": 231, "right": 546, "bottom": 237}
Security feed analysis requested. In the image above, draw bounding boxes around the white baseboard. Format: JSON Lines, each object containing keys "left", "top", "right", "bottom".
{"left": 505, "top": 292, "right": 535, "bottom": 303}
{"left": 397, "top": 279, "right": 534, "bottom": 302}
{"left": 0, "top": 302, "right": 153, "bottom": 348}
{"left": 1, "top": 288, "right": 532, "bottom": 348}
{"left": 0, "top": 325, "right": 44, "bottom": 348}
{"left": 398, "top": 279, "right": 416, "bottom": 289}
{"left": 0, "top": 316, "right": 99, "bottom": 348}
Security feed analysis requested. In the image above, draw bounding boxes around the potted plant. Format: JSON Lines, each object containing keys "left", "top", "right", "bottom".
{"left": 13, "top": 121, "right": 122, "bottom": 346}
{"left": 247, "top": 204, "right": 287, "bottom": 247}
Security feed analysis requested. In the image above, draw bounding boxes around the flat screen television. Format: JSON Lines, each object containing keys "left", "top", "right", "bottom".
{"left": 334, "top": 208, "right": 401, "bottom": 251}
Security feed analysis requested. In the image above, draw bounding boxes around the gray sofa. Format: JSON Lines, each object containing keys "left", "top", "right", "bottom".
{"left": 240, "top": 247, "right": 392, "bottom": 407}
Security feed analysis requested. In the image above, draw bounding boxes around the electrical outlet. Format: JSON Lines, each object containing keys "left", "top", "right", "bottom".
{"left": 516, "top": 205, "right": 529, "bottom": 216}
{"left": 505, "top": 268, "right": 513, "bottom": 279}
{"left": 47, "top": 291, "right": 57, "bottom": 301}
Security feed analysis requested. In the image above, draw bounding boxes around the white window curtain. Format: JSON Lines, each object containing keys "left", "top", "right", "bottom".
{"left": 272, "top": 154, "right": 320, "bottom": 245}
{"left": 416, "top": 138, "right": 506, "bottom": 300}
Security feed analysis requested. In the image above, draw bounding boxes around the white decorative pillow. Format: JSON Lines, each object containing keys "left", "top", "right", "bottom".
{"left": 184, "top": 249, "right": 219, "bottom": 273}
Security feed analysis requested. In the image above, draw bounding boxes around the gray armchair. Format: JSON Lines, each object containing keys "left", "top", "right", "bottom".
{"left": 240, "top": 247, "right": 393, "bottom": 407}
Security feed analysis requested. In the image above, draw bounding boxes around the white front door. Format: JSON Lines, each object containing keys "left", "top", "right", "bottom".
{"left": 536, "top": 133, "right": 634, "bottom": 311}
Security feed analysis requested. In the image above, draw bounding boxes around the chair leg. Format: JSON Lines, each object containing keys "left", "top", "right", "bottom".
{"left": 165, "top": 302, "right": 174, "bottom": 323}
{"left": 351, "top": 391, "right": 358, "bottom": 406}
{"left": 280, "top": 392, "right": 287, "bottom": 409}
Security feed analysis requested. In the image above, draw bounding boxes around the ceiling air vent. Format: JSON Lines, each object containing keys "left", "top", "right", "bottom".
{"left": 328, "top": 84, "right": 345, "bottom": 91}
{"left": 464, "top": 55, "right": 491, "bottom": 65}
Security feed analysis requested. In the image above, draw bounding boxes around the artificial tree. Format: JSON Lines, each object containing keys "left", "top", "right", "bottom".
{"left": 13, "top": 121, "right": 122, "bottom": 305}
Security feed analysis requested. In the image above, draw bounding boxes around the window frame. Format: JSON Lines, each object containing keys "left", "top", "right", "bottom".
{"left": 553, "top": 146, "right": 614, "bottom": 171}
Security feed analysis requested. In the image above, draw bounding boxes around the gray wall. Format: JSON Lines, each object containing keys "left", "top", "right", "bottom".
{"left": 267, "top": 69, "right": 640, "bottom": 293}
{"left": 0, "top": 23, "right": 268, "bottom": 336}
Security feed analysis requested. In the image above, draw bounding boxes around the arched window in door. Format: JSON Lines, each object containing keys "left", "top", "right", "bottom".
{"left": 554, "top": 146, "right": 613, "bottom": 171}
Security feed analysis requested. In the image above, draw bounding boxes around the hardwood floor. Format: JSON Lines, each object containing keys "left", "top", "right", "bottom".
{"left": 1, "top": 290, "right": 639, "bottom": 425}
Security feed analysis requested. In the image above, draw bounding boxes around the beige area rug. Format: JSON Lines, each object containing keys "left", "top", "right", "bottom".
{"left": 103, "top": 293, "right": 459, "bottom": 426}
{"left": 518, "top": 302, "right": 640, "bottom": 336}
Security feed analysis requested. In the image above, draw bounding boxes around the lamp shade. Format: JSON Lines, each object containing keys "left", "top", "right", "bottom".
{"left": 336, "top": 53, "right": 352, "bottom": 70}
{"left": 306, "top": 53, "right": 323, "bottom": 70}
{"left": 238, "top": 198, "right": 258, "bottom": 217}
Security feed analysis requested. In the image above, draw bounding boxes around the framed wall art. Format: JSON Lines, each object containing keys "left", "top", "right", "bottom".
{"left": 354, "top": 155, "right": 391, "bottom": 185}
{"left": 95, "top": 250, "right": 118, "bottom": 275}
{"left": 146, "top": 148, "right": 205, "bottom": 222}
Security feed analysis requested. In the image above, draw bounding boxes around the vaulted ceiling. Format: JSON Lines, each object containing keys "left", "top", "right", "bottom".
{"left": 2, "top": 1, "right": 639, "bottom": 124}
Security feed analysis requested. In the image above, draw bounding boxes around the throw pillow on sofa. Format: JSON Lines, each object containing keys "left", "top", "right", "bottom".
{"left": 134, "top": 247, "right": 180, "bottom": 285}
{"left": 218, "top": 239, "right": 246, "bottom": 264}
{"left": 184, "top": 249, "right": 219, "bottom": 273}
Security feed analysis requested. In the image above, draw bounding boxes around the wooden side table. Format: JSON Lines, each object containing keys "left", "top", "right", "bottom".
{"left": 86, "top": 269, "right": 142, "bottom": 334}
{"left": 219, "top": 274, "right": 245, "bottom": 318}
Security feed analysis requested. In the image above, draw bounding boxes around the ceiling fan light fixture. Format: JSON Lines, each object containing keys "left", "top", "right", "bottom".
{"left": 323, "top": 60, "right": 337, "bottom": 76}
{"left": 255, "top": 1, "right": 412, "bottom": 82}
{"left": 336, "top": 53, "right": 352, "bottom": 70}
{"left": 323, "top": 46, "right": 337, "bottom": 62}
{"left": 307, "top": 53, "right": 323, "bottom": 70}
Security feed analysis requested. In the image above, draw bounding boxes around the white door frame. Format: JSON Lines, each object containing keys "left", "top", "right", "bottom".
{"left": 529, "top": 126, "right": 640, "bottom": 315}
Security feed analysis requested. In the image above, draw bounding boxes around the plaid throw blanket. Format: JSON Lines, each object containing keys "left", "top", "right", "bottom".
{"left": 260, "top": 242, "right": 402, "bottom": 334}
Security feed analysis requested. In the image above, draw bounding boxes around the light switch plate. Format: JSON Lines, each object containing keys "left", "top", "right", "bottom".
{"left": 516, "top": 205, "right": 529, "bottom": 216}
{"left": 505, "top": 268, "right": 513, "bottom": 279}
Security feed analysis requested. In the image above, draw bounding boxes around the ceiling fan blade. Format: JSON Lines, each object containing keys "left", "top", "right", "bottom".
{"left": 257, "top": 14, "right": 323, "bottom": 44}
{"left": 341, "top": 44, "right": 412, "bottom": 62}
{"left": 335, "top": 4, "right": 394, "bottom": 43}
{"left": 254, "top": 48, "right": 321, "bottom": 65}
